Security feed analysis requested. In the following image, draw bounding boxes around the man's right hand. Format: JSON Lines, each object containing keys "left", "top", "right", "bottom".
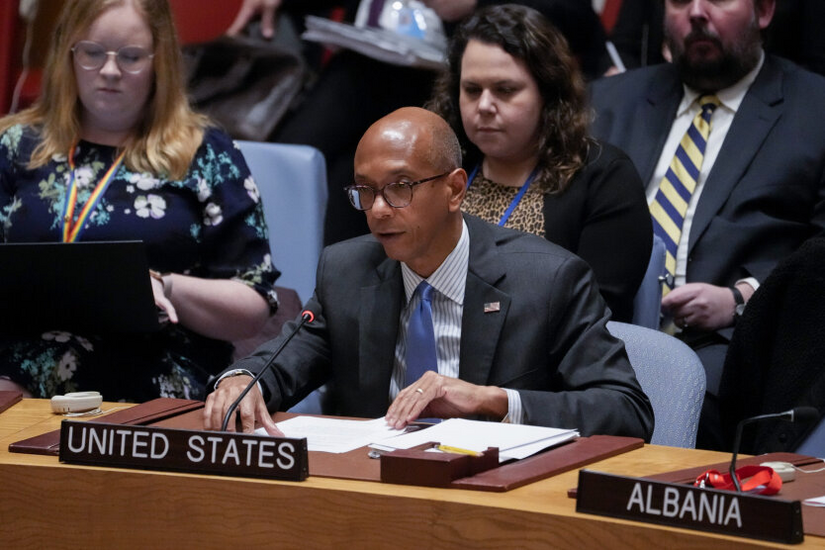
{"left": 203, "top": 375, "right": 282, "bottom": 435}
{"left": 226, "top": 0, "right": 283, "bottom": 39}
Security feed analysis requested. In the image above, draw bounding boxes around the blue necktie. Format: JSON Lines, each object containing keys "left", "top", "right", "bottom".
{"left": 405, "top": 281, "right": 437, "bottom": 386}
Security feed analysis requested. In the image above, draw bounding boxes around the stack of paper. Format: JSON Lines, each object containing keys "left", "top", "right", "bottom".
{"left": 257, "top": 416, "right": 578, "bottom": 461}
{"left": 370, "top": 418, "right": 579, "bottom": 462}
{"left": 256, "top": 416, "right": 405, "bottom": 454}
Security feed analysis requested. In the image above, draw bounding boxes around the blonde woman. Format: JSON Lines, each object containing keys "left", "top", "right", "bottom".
{"left": 0, "top": 0, "right": 278, "bottom": 400}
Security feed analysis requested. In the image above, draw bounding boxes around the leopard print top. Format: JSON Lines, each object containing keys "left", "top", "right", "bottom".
{"left": 463, "top": 171, "right": 546, "bottom": 237}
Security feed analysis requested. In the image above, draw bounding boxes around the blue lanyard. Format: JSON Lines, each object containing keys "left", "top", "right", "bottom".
{"left": 467, "top": 164, "right": 539, "bottom": 226}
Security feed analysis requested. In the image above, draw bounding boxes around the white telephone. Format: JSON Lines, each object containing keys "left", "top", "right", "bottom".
{"left": 50, "top": 391, "right": 103, "bottom": 414}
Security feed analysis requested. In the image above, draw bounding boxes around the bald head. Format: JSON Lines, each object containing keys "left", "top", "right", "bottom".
{"left": 357, "top": 107, "right": 462, "bottom": 173}
{"left": 352, "top": 107, "right": 467, "bottom": 277}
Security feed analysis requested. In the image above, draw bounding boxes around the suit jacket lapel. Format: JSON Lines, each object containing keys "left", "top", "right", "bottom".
{"left": 631, "top": 66, "right": 683, "bottom": 183}
{"left": 358, "top": 257, "right": 402, "bottom": 395}
{"left": 689, "top": 58, "right": 784, "bottom": 254}
{"left": 459, "top": 216, "right": 511, "bottom": 386}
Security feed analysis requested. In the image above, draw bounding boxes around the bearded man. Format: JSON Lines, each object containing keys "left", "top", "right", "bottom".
{"left": 589, "top": 0, "right": 825, "bottom": 450}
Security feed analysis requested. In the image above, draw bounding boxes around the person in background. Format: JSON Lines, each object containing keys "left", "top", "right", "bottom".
{"left": 606, "top": 0, "right": 825, "bottom": 76}
{"left": 203, "top": 106, "right": 653, "bottom": 440}
{"left": 589, "top": 0, "right": 825, "bottom": 449}
{"left": 225, "top": 0, "right": 610, "bottom": 247}
{"left": 0, "top": 0, "right": 278, "bottom": 401}
{"left": 719, "top": 235, "right": 825, "bottom": 454}
{"left": 427, "top": 5, "right": 651, "bottom": 322}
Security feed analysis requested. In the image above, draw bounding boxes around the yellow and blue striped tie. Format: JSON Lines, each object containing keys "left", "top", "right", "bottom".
{"left": 650, "top": 95, "right": 720, "bottom": 294}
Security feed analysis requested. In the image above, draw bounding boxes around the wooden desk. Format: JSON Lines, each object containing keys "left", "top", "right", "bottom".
{"left": 1, "top": 399, "right": 822, "bottom": 549}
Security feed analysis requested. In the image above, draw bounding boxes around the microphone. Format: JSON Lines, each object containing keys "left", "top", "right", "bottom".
{"left": 220, "top": 310, "right": 315, "bottom": 432}
{"left": 729, "top": 406, "right": 819, "bottom": 492}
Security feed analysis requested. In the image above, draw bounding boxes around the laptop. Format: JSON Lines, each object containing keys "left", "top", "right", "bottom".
{"left": 0, "top": 241, "right": 160, "bottom": 334}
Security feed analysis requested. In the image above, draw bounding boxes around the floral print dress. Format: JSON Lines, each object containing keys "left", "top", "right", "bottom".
{"left": 0, "top": 124, "right": 279, "bottom": 401}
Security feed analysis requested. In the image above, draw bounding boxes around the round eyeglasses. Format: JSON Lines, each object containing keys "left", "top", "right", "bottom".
{"left": 71, "top": 41, "right": 155, "bottom": 74}
{"left": 345, "top": 172, "right": 451, "bottom": 211}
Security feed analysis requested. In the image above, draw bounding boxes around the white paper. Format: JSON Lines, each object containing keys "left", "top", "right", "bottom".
{"left": 255, "top": 416, "right": 404, "bottom": 454}
{"left": 371, "top": 418, "right": 578, "bottom": 462}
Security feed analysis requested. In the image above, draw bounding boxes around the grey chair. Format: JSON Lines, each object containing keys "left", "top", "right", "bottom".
{"left": 236, "top": 141, "right": 328, "bottom": 304}
{"left": 631, "top": 233, "right": 666, "bottom": 329}
{"left": 608, "top": 321, "right": 706, "bottom": 448}
{"left": 236, "top": 141, "right": 328, "bottom": 414}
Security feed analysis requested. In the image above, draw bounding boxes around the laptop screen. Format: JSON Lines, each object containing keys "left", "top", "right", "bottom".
{"left": 0, "top": 241, "right": 160, "bottom": 334}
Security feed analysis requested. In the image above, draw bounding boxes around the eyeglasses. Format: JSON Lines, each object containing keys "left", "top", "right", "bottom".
{"left": 345, "top": 172, "right": 451, "bottom": 211}
{"left": 71, "top": 41, "right": 154, "bottom": 74}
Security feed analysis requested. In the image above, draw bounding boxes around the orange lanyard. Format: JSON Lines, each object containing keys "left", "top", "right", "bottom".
{"left": 61, "top": 141, "right": 125, "bottom": 243}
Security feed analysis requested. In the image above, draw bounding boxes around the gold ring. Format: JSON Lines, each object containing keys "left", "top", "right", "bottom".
{"left": 416, "top": 388, "right": 424, "bottom": 394}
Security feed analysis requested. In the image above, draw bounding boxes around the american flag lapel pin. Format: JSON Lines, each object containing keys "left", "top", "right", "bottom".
{"left": 483, "top": 301, "right": 501, "bottom": 313}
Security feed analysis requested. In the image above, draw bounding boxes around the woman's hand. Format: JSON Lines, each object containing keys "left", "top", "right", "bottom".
{"left": 150, "top": 271, "right": 178, "bottom": 324}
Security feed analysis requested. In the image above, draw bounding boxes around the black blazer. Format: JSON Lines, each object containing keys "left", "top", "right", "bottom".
{"left": 542, "top": 141, "right": 651, "bottom": 323}
{"left": 719, "top": 237, "right": 825, "bottom": 454}
{"left": 227, "top": 215, "right": 654, "bottom": 439}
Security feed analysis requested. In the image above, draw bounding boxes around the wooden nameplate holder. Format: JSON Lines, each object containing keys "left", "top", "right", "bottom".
{"left": 9, "top": 397, "right": 204, "bottom": 456}
{"left": 380, "top": 444, "right": 499, "bottom": 487}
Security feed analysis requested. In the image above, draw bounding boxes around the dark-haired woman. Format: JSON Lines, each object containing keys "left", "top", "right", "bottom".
{"left": 427, "top": 4, "right": 651, "bottom": 322}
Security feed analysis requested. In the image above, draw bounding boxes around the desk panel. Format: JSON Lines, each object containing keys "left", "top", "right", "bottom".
{"left": 1, "top": 399, "right": 819, "bottom": 549}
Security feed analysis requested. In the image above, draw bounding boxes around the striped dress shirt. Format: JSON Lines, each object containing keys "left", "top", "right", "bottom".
{"left": 389, "top": 219, "right": 524, "bottom": 423}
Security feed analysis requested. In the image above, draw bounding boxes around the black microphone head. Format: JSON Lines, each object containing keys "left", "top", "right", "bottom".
{"left": 793, "top": 406, "right": 819, "bottom": 424}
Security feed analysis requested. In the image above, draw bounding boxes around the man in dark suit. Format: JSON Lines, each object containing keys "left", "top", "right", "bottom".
{"left": 204, "top": 107, "right": 653, "bottom": 439}
{"left": 589, "top": 0, "right": 825, "bottom": 449}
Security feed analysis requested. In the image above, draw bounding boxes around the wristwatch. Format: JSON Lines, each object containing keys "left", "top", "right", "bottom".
{"left": 730, "top": 286, "right": 746, "bottom": 322}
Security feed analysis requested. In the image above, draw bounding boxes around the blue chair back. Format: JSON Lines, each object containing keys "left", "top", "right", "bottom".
{"left": 632, "top": 233, "right": 666, "bottom": 329}
{"left": 608, "top": 321, "right": 706, "bottom": 448}
{"left": 236, "top": 141, "right": 328, "bottom": 304}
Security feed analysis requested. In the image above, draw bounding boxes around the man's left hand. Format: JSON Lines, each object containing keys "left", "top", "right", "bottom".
{"left": 662, "top": 283, "right": 736, "bottom": 331}
{"left": 385, "top": 371, "right": 508, "bottom": 429}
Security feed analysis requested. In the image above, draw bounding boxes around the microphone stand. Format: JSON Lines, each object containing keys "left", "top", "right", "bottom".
{"left": 729, "top": 407, "right": 818, "bottom": 492}
{"left": 220, "top": 310, "right": 315, "bottom": 432}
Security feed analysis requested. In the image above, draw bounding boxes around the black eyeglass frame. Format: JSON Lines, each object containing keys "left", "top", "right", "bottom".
{"left": 345, "top": 171, "right": 452, "bottom": 211}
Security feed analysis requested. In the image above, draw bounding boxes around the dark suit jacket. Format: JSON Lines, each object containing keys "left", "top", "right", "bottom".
{"left": 227, "top": 215, "right": 654, "bottom": 439}
{"left": 590, "top": 56, "right": 825, "bottom": 346}
{"left": 719, "top": 237, "right": 825, "bottom": 454}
